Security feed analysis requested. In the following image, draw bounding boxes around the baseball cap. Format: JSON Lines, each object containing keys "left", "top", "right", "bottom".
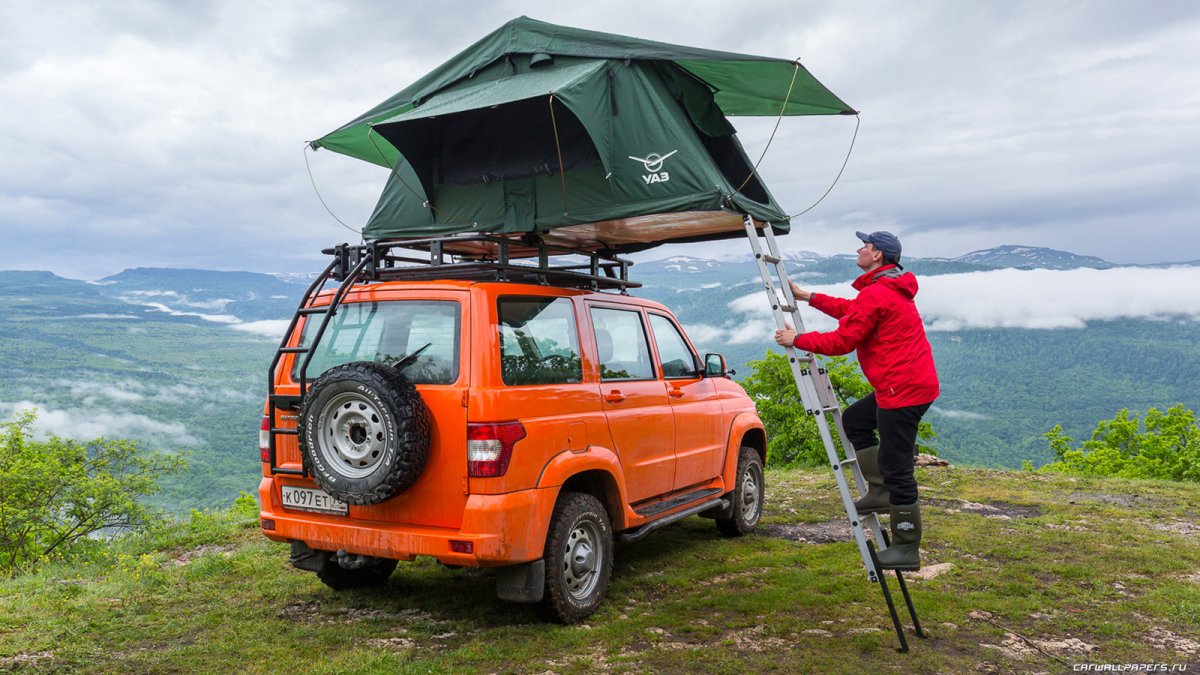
{"left": 856, "top": 230, "right": 902, "bottom": 262}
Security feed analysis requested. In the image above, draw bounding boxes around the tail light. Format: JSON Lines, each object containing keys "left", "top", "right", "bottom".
{"left": 467, "top": 421, "right": 526, "bottom": 477}
{"left": 259, "top": 415, "right": 271, "bottom": 462}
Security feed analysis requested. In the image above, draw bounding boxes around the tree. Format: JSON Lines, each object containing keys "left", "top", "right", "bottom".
{"left": 740, "top": 351, "right": 936, "bottom": 466}
{"left": 1040, "top": 404, "right": 1200, "bottom": 482}
{"left": 0, "top": 410, "right": 186, "bottom": 576}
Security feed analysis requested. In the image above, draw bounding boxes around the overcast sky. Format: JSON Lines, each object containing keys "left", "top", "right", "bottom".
{"left": 1, "top": 0, "right": 1198, "bottom": 279}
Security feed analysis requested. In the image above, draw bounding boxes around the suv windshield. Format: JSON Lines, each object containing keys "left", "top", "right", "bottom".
{"left": 292, "top": 300, "right": 460, "bottom": 385}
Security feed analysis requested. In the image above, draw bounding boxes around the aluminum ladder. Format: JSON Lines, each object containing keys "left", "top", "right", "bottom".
{"left": 743, "top": 216, "right": 926, "bottom": 652}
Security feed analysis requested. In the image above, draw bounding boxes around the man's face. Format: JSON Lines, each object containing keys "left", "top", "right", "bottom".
{"left": 856, "top": 242, "right": 882, "bottom": 270}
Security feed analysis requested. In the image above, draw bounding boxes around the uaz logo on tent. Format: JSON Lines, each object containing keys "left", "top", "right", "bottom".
{"left": 628, "top": 150, "right": 678, "bottom": 184}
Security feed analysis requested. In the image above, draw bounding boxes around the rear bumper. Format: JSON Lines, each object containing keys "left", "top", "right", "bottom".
{"left": 258, "top": 478, "right": 556, "bottom": 566}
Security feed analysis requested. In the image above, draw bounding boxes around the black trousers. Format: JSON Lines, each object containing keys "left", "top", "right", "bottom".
{"left": 842, "top": 392, "right": 931, "bottom": 505}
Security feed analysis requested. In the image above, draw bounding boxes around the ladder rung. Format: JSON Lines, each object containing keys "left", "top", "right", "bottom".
{"left": 279, "top": 347, "right": 309, "bottom": 354}
{"left": 271, "top": 428, "right": 299, "bottom": 435}
{"left": 780, "top": 304, "right": 797, "bottom": 313}
{"left": 297, "top": 307, "right": 328, "bottom": 315}
{"left": 840, "top": 457, "right": 858, "bottom": 466}
{"left": 762, "top": 254, "right": 781, "bottom": 264}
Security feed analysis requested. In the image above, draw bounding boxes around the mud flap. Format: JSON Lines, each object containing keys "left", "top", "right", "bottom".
{"left": 495, "top": 559, "right": 545, "bottom": 603}
{"left": 289, "top": 540, "right": 328, "bottom": 573}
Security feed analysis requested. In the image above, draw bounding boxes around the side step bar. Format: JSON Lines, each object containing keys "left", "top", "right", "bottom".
{"left": 617, "top": 497, "right": 729, "bottom": 543}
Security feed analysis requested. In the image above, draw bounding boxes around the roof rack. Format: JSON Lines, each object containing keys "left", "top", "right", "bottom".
{"left": 320, "top": 233, "right": 641, "bottom": 292}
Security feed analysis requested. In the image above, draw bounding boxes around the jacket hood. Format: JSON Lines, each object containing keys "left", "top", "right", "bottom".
{"left": 852, "top": 264, "right": 919, "bottom": 299}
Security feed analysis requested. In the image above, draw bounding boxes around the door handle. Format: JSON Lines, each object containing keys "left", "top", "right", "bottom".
{"left": 604, "top": 390, "right": 626, "bottom": 404}
{"left": 668, "top": 388, "right": 685, "bottom": 399}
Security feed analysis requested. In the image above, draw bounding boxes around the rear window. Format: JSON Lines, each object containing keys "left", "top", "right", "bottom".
{"left": 292, "top": 300, "right": 460, "bottom": 385}
{"left": 498, "top": 297, "right": 582, "bottom": 385}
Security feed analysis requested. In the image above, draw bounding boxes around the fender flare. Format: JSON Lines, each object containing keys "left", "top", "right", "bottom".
{"left": 536, "top": 445, "right": 633, "bottom": 529}
{"left": 721, "top": 412, "right": 767, "bottom": 488}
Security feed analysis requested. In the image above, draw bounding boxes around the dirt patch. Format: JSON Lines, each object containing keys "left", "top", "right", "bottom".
{"left": 699, "top": 567, "right": 770, "bottom": 586}
{"left": 1141, "top": 519, "right": 1200, "bottom": 538}
{"left": 1066, "top": 491, "right": 1153, "bottom": 508}
{"left": 905, "top": 562, "right": 954, "bottom": 581}
{"left": 276, "top": 601, "right": 430, "bottom": 625}
{"left": 1145, "top": 627, "right": 1200, "bottom": 656}
{"left": 970, "top": 610, "right": 1097, "bottom": 662}
{"left": 366, "top": 637, "right": 414, "bottom": 651}
{"left": 549, "top": 645, "right": 614, "bottom": 671}
{"left": 168, "top": 543, "right": 235, "bottom": 566}
{"left": 725, "top": 624, "right": 791, "bottom": 653}
{"left": 759, "top": 519, "right": 853, "bottom": 544}
{"left": 0, "top": 652, "right": 54, "bottom": 668}
{"left": 926, "top": 498, "right": 1043, "bottom": 519}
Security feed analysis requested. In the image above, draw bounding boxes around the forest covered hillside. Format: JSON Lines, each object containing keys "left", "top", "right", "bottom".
{"left": 1, "top": 247, "right": 1197, "bottom": 512}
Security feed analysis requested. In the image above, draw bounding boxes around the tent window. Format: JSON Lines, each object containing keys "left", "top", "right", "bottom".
{"left": 696, "top": 132, "right": 771, "bottom": 205}
{"left": 377, "top": 97, "right": 601, "bottom": 191}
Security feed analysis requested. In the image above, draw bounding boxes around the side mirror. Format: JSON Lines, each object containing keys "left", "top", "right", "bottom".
{"left": 705, "top": 353, "right": 731, "bottom": 378}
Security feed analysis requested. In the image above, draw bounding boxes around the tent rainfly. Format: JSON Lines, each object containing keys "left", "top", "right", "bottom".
{"left": 310, "top": 16, "right": 856, "bottom": 253}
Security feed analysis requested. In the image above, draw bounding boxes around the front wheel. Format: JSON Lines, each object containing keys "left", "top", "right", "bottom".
{"left": 717, "top": 447, "right": 764, "bottom": 537}
{"left": 541, "top": 492, "right": 612, "bottom": 623}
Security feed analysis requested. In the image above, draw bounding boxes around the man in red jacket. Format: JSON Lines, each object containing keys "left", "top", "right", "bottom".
{"left": 774, "top": 231, "right": 939, "bottom": 570}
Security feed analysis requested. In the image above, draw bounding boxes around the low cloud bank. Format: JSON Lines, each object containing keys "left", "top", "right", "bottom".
{"left": 696, "top": 266, "right": 1200, "bottom": 345}
{"left": 0, "top": 400, "right": 200, "bottom": 445}
{"left": 230, "top": 319, "right": 290, "bottom": 338}
{"left": 916, "top": 267, "right": 1200, "bottom": 331}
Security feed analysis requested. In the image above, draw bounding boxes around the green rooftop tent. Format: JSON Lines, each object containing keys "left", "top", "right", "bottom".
{"left": 310, "top": 16, "right": 855, "bottom": 252}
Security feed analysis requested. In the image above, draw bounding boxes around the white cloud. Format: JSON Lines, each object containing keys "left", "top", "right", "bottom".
{"left": 1, "top": 400, "right": 200, "bottom": 445}
{"left": 703, "top": 265, "right": 1200, "bottom": 344}
{"left": 931, "top": 407, "right": 991, "bottom": 421}
{"left": 140, "top": 302, "right": 240, "bottom": 324}
{"left": 230, "top": 319, "right": 291, "bottom": 338}
{"left": 917, "top": 267, "right": 1200, "bottom": 331}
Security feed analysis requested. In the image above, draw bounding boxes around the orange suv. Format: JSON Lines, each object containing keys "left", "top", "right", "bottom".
{"left": 258, "top": 239, "right": 766, "bottom": 622}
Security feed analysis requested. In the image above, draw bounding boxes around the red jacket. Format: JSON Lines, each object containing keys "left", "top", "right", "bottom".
{"left": 793, "top": 264, "right": 940, "bottom": 409}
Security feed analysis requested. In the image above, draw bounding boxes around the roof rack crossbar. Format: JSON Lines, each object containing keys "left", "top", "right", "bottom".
{"left": 324, "top": 234, "right": 640, "bottom": 291}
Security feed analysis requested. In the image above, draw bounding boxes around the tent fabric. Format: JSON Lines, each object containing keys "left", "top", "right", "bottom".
{"left": 314, "top": 17, "right": 855, "bottom": 251}
{"left": 311, "top": 16, "right": 855, "bottom": 167}
{"left": 375, "top": 60, "right": 608, "bottom": 126}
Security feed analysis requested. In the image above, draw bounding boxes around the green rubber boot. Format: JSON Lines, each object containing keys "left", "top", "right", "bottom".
{"left": 877, "top": 502, "right": 922, "bottom": 571}
{"left": 852, "top": 446, "right": 890, "bottom": 514}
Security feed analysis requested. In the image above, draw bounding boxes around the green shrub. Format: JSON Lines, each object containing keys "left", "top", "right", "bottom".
{"left": 1039, "top": 404, "right": 1200, "bottom": 482}
{"left": 0, "top": 410, "right": 185, "bottom": 576}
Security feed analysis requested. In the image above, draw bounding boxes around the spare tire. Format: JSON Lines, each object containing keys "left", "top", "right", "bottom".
{"left": 299, "top": 362, "right": 431, "bottom": 505}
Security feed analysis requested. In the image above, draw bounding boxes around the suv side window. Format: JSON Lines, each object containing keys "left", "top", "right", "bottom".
{"left": 590, "top": 307, "right": 654, "bottom": 381}
{"left": 498, "top": 297, "right": 582, "bottom": 385}
{"left": 649, "top": 313, "right": 699, "bottom": 378}
{"left": 293, "top": 300, "right": 460, "bottom": 384}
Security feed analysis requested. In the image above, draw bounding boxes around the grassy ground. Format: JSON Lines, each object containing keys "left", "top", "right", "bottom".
{"left": 2, "top": 466, "right": 1198, "bottom": 673}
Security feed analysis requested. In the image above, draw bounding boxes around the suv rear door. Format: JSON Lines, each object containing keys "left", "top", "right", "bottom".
{"left": 282, "top": 290, "right": 470, "bottom": 529}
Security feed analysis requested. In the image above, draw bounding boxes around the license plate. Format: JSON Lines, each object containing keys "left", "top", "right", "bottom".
{"left": 281, "top": 486, "right": 349, "bottom": 516}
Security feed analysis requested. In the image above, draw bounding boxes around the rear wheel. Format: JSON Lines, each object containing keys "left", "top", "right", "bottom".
{"left": 717, "top": 447, "right": 764, "bottom": 537}
{"left": 315, "top": 555, "right": 398, "bottom": 591}
{"left": 541, "top": 493, "right": 612, "bottom": 623}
